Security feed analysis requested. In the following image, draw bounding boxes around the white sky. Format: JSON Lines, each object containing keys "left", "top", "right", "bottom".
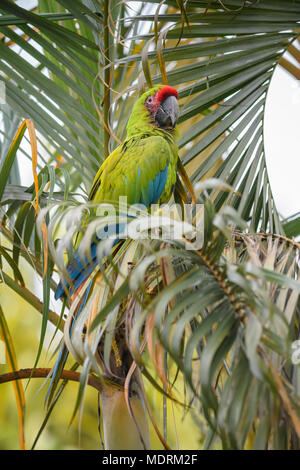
{"left": 264, "top": 63, "right": 300, "bottom": 219}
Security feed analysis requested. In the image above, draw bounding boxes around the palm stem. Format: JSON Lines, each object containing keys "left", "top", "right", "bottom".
{"left": 0, "top": 367, "right": 104, "bottom": 393}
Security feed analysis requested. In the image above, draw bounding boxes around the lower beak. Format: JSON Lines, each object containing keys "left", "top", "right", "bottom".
{"left": 155, "top": 95, "right": 179, "bottom": 128}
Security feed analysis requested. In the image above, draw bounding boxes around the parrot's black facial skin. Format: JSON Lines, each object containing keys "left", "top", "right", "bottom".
{"left": 155, "top": 95, "right": 179, "bottom": 129}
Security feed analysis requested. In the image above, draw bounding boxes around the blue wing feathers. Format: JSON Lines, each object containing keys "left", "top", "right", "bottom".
{"left": 148, "top": 179, "right": 154, "bottom": 205}
{"left": 139, "top": 164, "right": 169, "bottom": 206}
{"left": 55, "top": 226, "right": 124, "bottom": 300}
{"left": 54, "top": 246, "right": 98, "bottom": 300}
{"left": 156, "top": 165, "right": 168, "bottom": 201}
{"left": 153, "top": 165, "right": 168, "bottom": 203}
{"left": 55, "top": 165, "right": 169, "bottom": 300}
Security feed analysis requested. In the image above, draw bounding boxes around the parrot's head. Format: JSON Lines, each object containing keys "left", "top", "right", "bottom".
{"left": 126, "top": 85, "right": 180, "bottom": 138}
{"left": 144, "top": 85, "right": 179, "bottom": 129}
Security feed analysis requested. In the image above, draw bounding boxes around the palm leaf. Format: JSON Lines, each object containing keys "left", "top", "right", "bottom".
{"left": 0, "top": 305, "right": 26, "bottom": 449}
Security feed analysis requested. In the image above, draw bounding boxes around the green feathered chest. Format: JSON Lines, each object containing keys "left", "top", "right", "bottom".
{"left": 89, "top": 133, "right": 179, "bottom": 208}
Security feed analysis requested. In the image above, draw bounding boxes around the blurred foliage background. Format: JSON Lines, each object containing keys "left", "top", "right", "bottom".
{"left": 0, "top": 266, "right": 201, "bottom": 449}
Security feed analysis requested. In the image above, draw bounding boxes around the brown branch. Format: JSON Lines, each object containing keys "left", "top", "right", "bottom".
{"left": 279, "top": 57, "right": 300, "bottom": 80}
{"left": 196, "top": 249, "right": 245, "bottom": 322}
{"left": 0, "top": 368, "right": 110, "bottom": 394}
{"left": 268, "top": 361, "right": 300, "bottom": 441}
{"left": 233, "top": 231, "right": 300, "bottom": 251}
{"left": 287, "top": 44, "right": 300, "bottom": 66}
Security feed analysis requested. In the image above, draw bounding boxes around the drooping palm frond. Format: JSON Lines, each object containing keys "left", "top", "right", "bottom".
{"left": 71, "top": 195, "right": 299, "bottom": 449}
{"left": 0, "top": 0, "right": 102, "bottom": 187}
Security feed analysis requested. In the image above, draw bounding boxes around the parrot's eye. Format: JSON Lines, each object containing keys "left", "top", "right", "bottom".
{"left": 146, "top": 97, "right": 153, "bottom": 104}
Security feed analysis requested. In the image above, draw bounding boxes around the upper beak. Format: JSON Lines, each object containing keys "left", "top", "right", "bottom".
{"left": 155, "top": 95, "right": 179, "bottom": 128}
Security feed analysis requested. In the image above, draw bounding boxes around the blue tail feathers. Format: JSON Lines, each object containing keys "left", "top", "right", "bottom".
{"left": 54, "top": 241, "right": 99, "bottom": 300}
{"left": 54, "top": 224, "right": 126, "bottom": 300}
{"left": 54, "top": 166, "right": 169, "bottom": 301}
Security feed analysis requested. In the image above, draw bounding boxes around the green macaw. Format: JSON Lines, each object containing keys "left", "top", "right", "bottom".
{"left": 55, "top": 84, "right": 180, "bottom": 300}
{"left": 46, "top": 85, "right": 180, "bottom": 409}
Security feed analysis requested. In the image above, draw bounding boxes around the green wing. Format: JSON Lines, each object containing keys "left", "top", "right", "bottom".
{"left": 89, "top": 135, "right": 178, "bottom": 207}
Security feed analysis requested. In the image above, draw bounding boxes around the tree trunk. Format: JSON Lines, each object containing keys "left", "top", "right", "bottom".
{"left": 100, "top": 386, "right": 151, "bottom": 450}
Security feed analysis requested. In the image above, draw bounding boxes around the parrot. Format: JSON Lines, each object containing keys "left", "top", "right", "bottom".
{"left": 55, "top": 84, "right": 180, "bottom": 300}
{"left": 47, "top": 84, "right": 180, "bottom": 408}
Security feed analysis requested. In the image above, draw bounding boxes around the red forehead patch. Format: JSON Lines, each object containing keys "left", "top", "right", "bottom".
{"left": 157, "top": 86, "right": 178, "bottom": 103}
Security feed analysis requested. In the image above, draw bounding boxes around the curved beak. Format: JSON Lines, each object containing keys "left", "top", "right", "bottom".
{"left": 155, "top": 95, "right": 179, "bottom": 128}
